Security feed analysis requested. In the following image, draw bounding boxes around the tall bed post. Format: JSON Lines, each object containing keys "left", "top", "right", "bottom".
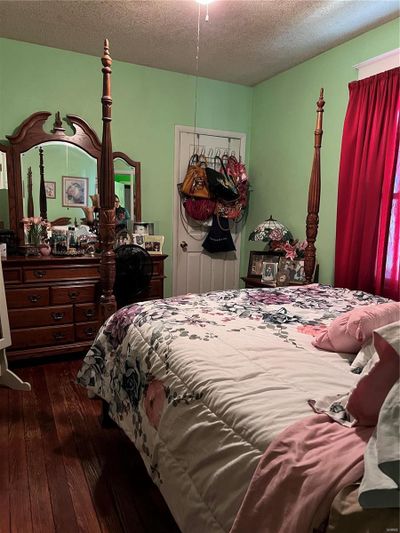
{"left": 99, "top": 39, "right": 117, "bottom": 321}
{"left": 304, "top": 89, "right": 325, "bottom": 284}
{"left": 39, "top": 146, "right": 47, "bottom": 220}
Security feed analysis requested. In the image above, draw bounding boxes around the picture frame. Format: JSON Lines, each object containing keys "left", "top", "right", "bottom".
{"left": 62, "top": 176, "right": 88, "bottom": 208}
{"left": 144, "top": 235, "right": 164, "bottom": 255}
{"left": 247, "top": 251, "right": 281, "bottom": 278}
{"left": 131, "top": 233, "right": 145, "bottom": 247}
{"left": 261, "top": 261, "right": 278, "bottom": 286}
{"left": 114, "top": 229, "right": 132, "bottom": 248}
{"left": 44, "top": 181, "right": 56, "bottom": 199}
{"left": 132, "top": 222, "right": 154, "bottom": 236}
{"left": 278, "top": 258, "right": 308, "bottom": 284}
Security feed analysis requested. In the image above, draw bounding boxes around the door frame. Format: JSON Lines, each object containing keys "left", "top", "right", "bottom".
{"left": 173, "top": 125, "right": 247, "bottom": 296}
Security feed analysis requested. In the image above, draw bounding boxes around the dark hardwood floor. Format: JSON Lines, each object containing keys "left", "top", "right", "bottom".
{"left": 0, "top": 359, "right": 180, "bottom": 533}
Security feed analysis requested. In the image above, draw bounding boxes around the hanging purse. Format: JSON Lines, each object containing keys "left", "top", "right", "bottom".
{"left": 202, "top": 215, "right": 236, "bottom": 253}
{"left": 181, "top": 155, "right": 210, "bottom": 199}
{"left": 205, "top": 156, "right": 240, "bottom": 202}
{"left": 215, "top": 156, "right": 249, "bottom": 220}
{"left": 183, "top": 196, "right": 216, "bottom": 221}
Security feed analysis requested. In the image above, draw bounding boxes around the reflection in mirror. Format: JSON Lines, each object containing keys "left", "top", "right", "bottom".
{"left": 114, "top": 157, "right": 136, "bottom": 224}
{"left": 20, "top": 141, "right": 97, "bottom": 224}
{"left": 0, "top": 150, "right": 9, "bottom": 228}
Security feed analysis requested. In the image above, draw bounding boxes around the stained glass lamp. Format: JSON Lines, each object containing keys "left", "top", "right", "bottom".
{"left": 249, "top": 215, "right": 293, "bottom": 244}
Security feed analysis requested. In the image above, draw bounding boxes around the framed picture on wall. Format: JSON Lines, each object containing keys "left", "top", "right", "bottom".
{"left": 62, "top": 176, "right": 88, "bottom": 207}
{"left": 44, "top": 181, "right": 56, "bottom": 199}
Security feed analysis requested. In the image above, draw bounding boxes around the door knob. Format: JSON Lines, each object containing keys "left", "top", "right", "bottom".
{"left": 180, "top": 241, "right": 188, "bottom": 250}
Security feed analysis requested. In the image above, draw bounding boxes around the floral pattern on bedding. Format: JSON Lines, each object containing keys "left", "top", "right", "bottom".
{"left": 77, "top": 284, "right": 387, "bottom": 484}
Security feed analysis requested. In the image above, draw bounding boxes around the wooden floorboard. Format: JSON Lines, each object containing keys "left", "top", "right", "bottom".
{"left": 8, "top": 379, "right": 33, "bottom": 533}
{"left": 0, "top": 386, "right": 10, "bottom": 533}
{"left": 22, "top": 367, "right": 55, "bottom": 533}
{"left": 1, "top": 359, "right": 180, "bottom": 533}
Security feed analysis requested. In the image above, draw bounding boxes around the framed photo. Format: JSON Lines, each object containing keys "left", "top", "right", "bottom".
{"left": 45, "top": 181, "right": 56, "bottom": 199}
{"left": 132, "top": 233, "right": 145, "bottom": 248}
{"left": 278, "top": 258, "right": 308, "bottom": 284}
{"left": 276, "top": 270, "right": 290, "bottom": 287}
{"left": 114, "top": 229, "right": 132, "bottom": 248}
{"left": 144, "top": 235, "right": 164, "bottom": 255}
{"left": 62, "top": 176, "right": 88, "bottom": 207}
{"left": 133, "top": 222, "right": 154, "bottom": 236}
{"left": 261, "top": 261, "right": 278, "bottom": 285}
{"left": 247, "top": 251, "right": 281, "bottom": 278}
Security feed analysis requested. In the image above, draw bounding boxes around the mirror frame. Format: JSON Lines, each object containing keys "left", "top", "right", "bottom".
{"left": 1, "top": 111, "right": 141, "bottom": 246}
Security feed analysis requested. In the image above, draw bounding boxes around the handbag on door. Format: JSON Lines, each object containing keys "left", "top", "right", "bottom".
{"left": 214, "top": 156, "right": 249, "bottom": 220}
{"left": 181, "top": 155, "right": 210, "bottom": 199}
{"left": 205, "top": 156, "right": 240, "bottom": 202}
{"left": 202, "top": 215, "right": 236, "bottom": 253}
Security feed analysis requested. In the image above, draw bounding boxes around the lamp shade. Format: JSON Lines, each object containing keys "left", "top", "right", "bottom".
{"left": 249, "top": 215, "right": 293, "bottom": 243}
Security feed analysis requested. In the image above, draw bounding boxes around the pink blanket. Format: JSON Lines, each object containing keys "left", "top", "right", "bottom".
{"left": 230, "top": 414, "right": 374, "bottom": 533}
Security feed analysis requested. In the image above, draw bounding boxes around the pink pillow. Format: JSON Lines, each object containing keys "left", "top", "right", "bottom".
{"left": 312, "top": 302, "right": 400, "bottom": 354}
{"left": 347, "top": 322, "right": 400, "bottom": 426}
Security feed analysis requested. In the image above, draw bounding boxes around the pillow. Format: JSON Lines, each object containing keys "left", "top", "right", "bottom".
{"left": 346, "top": 321, "right": 400, "bottom": 426}
{"left": 312, "top": 302, "right": 400, "bottom": 354}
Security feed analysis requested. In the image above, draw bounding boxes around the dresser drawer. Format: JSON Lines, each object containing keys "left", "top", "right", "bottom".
{"left": 140, "top": 278, "right": 163, "bottom": 301}
{"left": 10, "top": 324, "right": 74, "bottom": 349}
{"left": 3, "top": 267, "right": 22, "bottom": 284}
{"left": 51, "top": 284, "right": 97, "bottom": 304}
{"left": 75, "top": 321, "right": 99, "bottom": 342}
{"left": 8, "top": 305, "right": 73, "bottom": 329}
{"left": 151, "top": 259, "right": 165, "bottom": 277}
{"left": 6, "top": 287, "right": 50, "bottom": 309}
{"left": 24, "top": 265, "right": 100, "bottom": 283}
{"left": 74, "top": 303, "right": 98, "bottom": 322}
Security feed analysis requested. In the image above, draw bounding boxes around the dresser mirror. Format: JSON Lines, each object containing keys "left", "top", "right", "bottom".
{"left": 1, "top": 111, "right": 141, "bottom": 247}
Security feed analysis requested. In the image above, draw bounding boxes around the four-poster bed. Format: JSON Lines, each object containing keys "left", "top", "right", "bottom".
{"left": 78, "top": 42, "right": 398, "bottom": 533}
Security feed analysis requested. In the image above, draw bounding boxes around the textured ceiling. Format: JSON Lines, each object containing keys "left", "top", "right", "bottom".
{"left": 0, "top": 0, "right": 398, "bottom": 86}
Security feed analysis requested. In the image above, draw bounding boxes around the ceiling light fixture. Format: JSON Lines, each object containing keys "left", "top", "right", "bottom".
{"left": 196, "top": 0, "right": 214, "bottom": 5}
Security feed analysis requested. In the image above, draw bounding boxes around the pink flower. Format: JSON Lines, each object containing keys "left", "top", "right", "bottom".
{"left": 298, "top": 240, "right": 308, "bottom": 251}
{"left": 282, "top": 242, "right": 297, "bottom": 260}
{"left": 144, "top": 379, "right": 165, "bottom": 429}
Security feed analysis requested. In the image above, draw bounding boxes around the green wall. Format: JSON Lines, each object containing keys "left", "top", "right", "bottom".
{"left": 0, "top": 37, "right": 252, "bottom": 295}
{"left": 244, "top": 18, "right": 399, "bottom": 285}
{"left": 0, "top": 17, "right": 398, "bottom": 293}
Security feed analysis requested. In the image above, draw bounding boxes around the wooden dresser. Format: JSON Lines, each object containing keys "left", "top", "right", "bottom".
{"left": 3, "top": 254, "right": 167, "bottom": 362}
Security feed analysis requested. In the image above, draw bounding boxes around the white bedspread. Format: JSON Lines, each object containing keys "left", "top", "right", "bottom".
{"left": 78, "top": 285, "right": 387, "bottom": 532}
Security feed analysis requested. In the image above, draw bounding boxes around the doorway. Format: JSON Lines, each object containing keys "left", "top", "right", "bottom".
{"left": 173, "top": 126, "right": 246, "bottom": 296}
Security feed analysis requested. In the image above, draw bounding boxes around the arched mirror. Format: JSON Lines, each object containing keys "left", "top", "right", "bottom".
{"left": 1, "top": 112, "right": 141, "bottom": 246}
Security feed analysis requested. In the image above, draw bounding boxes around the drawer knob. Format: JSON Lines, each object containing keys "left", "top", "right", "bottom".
{"left": 51, "top": 312, "right": 64, "bottom": 321}
{"left": 84, "top": 309, "right": 95, "bottom": 319}
{"left": 53, "top": 332, "right": 66, "bottom": 341}
{"left": 68, "top": 290, "right": 80, "bottom": 300}
{"left": 34, "top": 270, "right": 47, "bottom": 278}
{"left": 84, "top": 327, "right": 95, "bottom": 337}
{"left": 29, "top": 294, "right": 40, "bottom": 303}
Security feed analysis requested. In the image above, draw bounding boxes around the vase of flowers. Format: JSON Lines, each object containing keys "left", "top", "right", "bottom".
{"left": 22, "top": 217, "right": 50, "bottom": 254}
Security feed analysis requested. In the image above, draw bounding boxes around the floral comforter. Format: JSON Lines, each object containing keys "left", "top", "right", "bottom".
{"left": 77, "top": 284, "right": 386, "bottom": 533}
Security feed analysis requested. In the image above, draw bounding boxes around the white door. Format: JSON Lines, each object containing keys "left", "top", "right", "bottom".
{"left": 173, "top": 127, "right": 246, "bottom": 296}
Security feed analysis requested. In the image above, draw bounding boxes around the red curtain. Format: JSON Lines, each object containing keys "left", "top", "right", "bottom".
{"left": 334, "top": 67, "right": 400, "bottom": 300}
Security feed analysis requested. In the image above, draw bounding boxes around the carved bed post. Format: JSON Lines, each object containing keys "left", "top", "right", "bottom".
{"left": 99, "top": 39, "right": 117, "bottom": 321}
{"left": 27, "top": 166, "right": 34, "bottom": 218}
{"left": 304, "top": 89, "right": 325, "bottom": 284}
{"left": 39, "top": 147, "right": 47, "bottom": 220}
